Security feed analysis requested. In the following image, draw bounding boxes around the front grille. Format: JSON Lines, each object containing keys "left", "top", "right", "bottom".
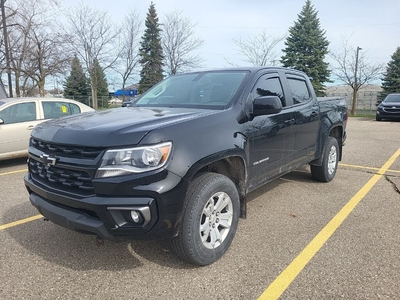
{"left": 29, "top": 159, "right": 94, "bottom": 192}
{"left": 384, "top": 107, "right": 400, "bottom": 113}
{"left": 31, "top": 138, "right": 102, "bottom": 159}
{"left": 29, "top": 159, "right": 93, "bottom": 192}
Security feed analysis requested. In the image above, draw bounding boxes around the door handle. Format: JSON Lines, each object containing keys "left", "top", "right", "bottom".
{"left": 311, "top": 111, "right": 318, "bottom": 117}
{"left": 284, "top": 118, "right": 295, "bottom": 125}
{"left": 27, "top": 125, "right": 35, "bottom": 130}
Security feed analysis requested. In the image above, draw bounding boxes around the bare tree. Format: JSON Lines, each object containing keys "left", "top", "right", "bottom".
{"left": 330, "top": 37, "right": 383, "bottom": 115}
{"left": 3, "top": 0, "right": 66, "bottom": 97}
{"left": 162, "top": 11, "right": 205, "bottom": 75}
{"left": 63, "top": 4, "right": 119, "bottom": 109}
{"left": 231, "top": 30, "right": 285, "bottom": 66}
{"left": 114, "top": 9, "right": 141, "bottom": 101}
{"left": 23, "top": 30, "right": 70, "bottom": 96}
{"left": 1, "top": 0, "right": 15, "bottom": 96}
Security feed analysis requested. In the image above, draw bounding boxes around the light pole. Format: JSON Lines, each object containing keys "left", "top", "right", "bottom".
{"left": 351, "top": 46, "right": 362, "bottom": 115}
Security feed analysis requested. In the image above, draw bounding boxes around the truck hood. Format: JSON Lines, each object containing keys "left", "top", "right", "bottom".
{"left": 32, "top": 107, "right": 217, "bottom": 147}
{"left": 381, "top": 101, "right": 400, "bottom": 107}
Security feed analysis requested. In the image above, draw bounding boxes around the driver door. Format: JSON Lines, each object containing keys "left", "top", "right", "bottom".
{"left": 245, "top": 73, "right": 295, "bottom": 190}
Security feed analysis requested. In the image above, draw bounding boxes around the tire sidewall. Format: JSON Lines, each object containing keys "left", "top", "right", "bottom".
{"left": 182, "top": 173, "right": 240, "bottom": 265}
{"left": 323, "top": 137, "right": 339, "bottom": 182}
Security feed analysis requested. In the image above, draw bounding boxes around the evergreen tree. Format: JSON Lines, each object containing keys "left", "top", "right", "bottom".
{"left": 63, "top": 55, "right": 90, "bottom": 104}
{"left": 281, "top": 0, "right": 330, "bottom": 96}
{"left": 379, "top": 47, "right": 400, "bottom": 100}
{"left": 92, "top": 59, "right": 109, "bottom": 108}
{"left": 138, "top": 2, "right": 164, "bottom": 94}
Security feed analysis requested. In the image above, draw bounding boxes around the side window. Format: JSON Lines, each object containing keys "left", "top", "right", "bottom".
{"left": 0, "top": 102, "right": 36, "bottom": 124}
{"left": 42, "top": 101, "right": 78, "bottom": 119}
{"left": 287, "top": 77, "right": 311, "bottom": 104}
{"left": 252, "top": 75, "right": 286, "bottom": 107}
{"left": 69, "top": 103, "right": 81, "bottom": 114}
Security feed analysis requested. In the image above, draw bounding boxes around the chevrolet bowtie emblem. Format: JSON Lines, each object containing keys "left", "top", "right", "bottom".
{"left": 40, "top": 154, "right": 57, "bottom": 166}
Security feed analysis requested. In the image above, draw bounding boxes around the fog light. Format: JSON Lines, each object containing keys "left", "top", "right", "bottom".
{"left": 130, "top": 211, "right": 140, "bottom": 223}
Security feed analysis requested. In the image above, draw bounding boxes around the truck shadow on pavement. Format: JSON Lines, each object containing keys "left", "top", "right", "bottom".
{"left": 246, "top": 166, "right": 315, "bottom": 202}
{"left": 6, "top": 167, "right": 316, "bottom": 270}
{"left": 5, "top": 203, "right": 195, "bottom": 270}
{"left": 0, "top": 157, "right": 27, "bottom": 168}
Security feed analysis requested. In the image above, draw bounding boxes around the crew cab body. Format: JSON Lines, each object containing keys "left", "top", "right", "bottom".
{"left": 24, "top": 67, "right": 347, "bottom": 265}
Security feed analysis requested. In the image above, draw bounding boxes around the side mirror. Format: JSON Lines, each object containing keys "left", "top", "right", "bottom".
{"left": 252, "top": 96, "right": 282, "bottom": 117}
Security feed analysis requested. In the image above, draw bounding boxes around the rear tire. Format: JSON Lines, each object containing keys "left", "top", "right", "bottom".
{"left": 311, "top": 137, "right": 339, "bottom": 182}
{"left": 170, "top": 173, "right": 240, "bottom": 266}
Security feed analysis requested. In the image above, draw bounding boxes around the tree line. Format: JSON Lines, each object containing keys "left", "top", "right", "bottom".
{"left": 0, "top": 1, "right": 205, "bottom": 109}
{"left": 0, "top": 0, "right": 399, "bottom": 113}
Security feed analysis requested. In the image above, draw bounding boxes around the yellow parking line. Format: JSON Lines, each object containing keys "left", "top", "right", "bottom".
{"left": 339, "top": 163, "right": 400, "bottom": 174}
{"left": 259, "top": 148, "right": 400, "bottom": 300}
{"left": 0, "top": 169, "right": 27, "bottom": 176}
{"left": 0, "top": 214, "right": 43, "bottom": 231}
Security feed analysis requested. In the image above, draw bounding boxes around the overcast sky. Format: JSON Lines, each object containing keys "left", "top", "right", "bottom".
{"left": 63, "top": 0, "right": 399, "bottom": 78}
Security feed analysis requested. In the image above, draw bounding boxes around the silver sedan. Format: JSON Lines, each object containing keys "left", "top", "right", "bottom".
{"left": 0, "top": 98, "right": 94, "bottom": 160}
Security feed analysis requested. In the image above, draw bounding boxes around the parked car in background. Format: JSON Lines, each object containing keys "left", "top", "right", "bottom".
{"left": 376, "top": 93, "right": 400, "bottom": 121}
{"left": 0, "top": 98, "right": 94, "bottom": 160}
{"left": 121, "top": 97, "right": 138, "bottom": 107}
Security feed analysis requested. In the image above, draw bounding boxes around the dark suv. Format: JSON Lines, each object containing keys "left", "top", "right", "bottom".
{"left": 376, "top": 93, "right": 400, "bottom": 121}
{"left": 121, "top": 98, "right": 137, "bottom": 107}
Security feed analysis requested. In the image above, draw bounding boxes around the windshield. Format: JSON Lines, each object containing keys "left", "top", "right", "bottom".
{"left": 134, "top": 71, "right": 249, "bottom": 109}
{"left": 384, "top": 94, "right": 400, "bottom": 103}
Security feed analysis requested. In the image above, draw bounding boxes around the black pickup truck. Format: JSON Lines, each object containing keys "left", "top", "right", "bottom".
{"left": 24, "top": 67, "right": 347, "bottom": 265}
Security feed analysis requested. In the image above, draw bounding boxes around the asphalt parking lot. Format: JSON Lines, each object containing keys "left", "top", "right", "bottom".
{"left": 1, "top": 117, "right": 399, "bottom": 300}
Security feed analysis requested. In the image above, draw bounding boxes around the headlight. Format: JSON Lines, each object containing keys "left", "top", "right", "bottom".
{"left": 95, "top": 142, "right": 172, "bottom": 178}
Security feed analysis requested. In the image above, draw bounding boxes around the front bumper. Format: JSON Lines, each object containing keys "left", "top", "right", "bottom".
{"left": 376, "top": 109, "right": 400, "bottom": 120}
{"left": 24, "top": 171, "right": 186, "bottom": 241}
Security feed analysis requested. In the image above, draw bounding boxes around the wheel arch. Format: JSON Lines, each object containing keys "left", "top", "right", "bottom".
{"left": 184, "top": 152, "right": 247, "bottom": 218}
{"left": 310, "top": 124, "right": 344, "bottom": 166}
{"left": 329, "top": 125, "right": 344, "bottom": 161}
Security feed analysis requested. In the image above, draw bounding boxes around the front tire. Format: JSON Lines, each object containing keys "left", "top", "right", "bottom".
{"left": 311, "top": 137, "right": 339, "bottom": 182}
{"left": 376, "top": 114, "right": 382, "bottom": 121}
{"left": 170, "top": 173, "right": 240, "bottom": 266}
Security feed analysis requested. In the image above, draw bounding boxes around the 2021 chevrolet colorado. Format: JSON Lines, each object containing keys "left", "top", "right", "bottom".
{"left": 24, "top": 67, "right": 347, "bottom": 265}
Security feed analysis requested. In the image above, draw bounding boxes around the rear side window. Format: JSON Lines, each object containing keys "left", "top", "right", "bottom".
{"left": 287, "top": 77, "right": 311, "bottom": 104}
{"left": 69, "top": 103, "right": 81, "bottom": 114}
{"left": 0, "top": 102, "right": 36, "bottom": 124}
{"left": 42, "top": 101, "right": 81, "bottom": 119}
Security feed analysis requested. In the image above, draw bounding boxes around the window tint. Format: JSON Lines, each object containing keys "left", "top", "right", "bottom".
{"left": 384, "top": 94, "right": 400, "bottom": 103}
{"left": 42, "top": 101, "right": 80, "bottom": 119}
{"left": 287, "top": 77, "right": 311, "bottom": 104}
{"left": 0, "top": 102, "right": 36, "bottom": 124}
{"left": 253, "top": 75, "right": 286, "bottom": 107}
{"left": 135, "top": 71, "right": 248, "bottom": 108}
{"left": 70, "top": 103, "right": 81, "bottom": 114}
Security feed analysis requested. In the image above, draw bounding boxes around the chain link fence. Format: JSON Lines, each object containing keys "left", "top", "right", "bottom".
{"left": 63, "top": 96, "right": 111, "bottom": 109}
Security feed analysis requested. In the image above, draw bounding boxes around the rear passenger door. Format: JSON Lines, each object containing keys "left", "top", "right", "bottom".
{"left": 41, "top": 101, "right": 82, "bottom": 120}
{"left": 246, "top": 72, "right": 295, "bottom": 189}
{"left": 285, "top": 73, "right": 320, "bottom": 164}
